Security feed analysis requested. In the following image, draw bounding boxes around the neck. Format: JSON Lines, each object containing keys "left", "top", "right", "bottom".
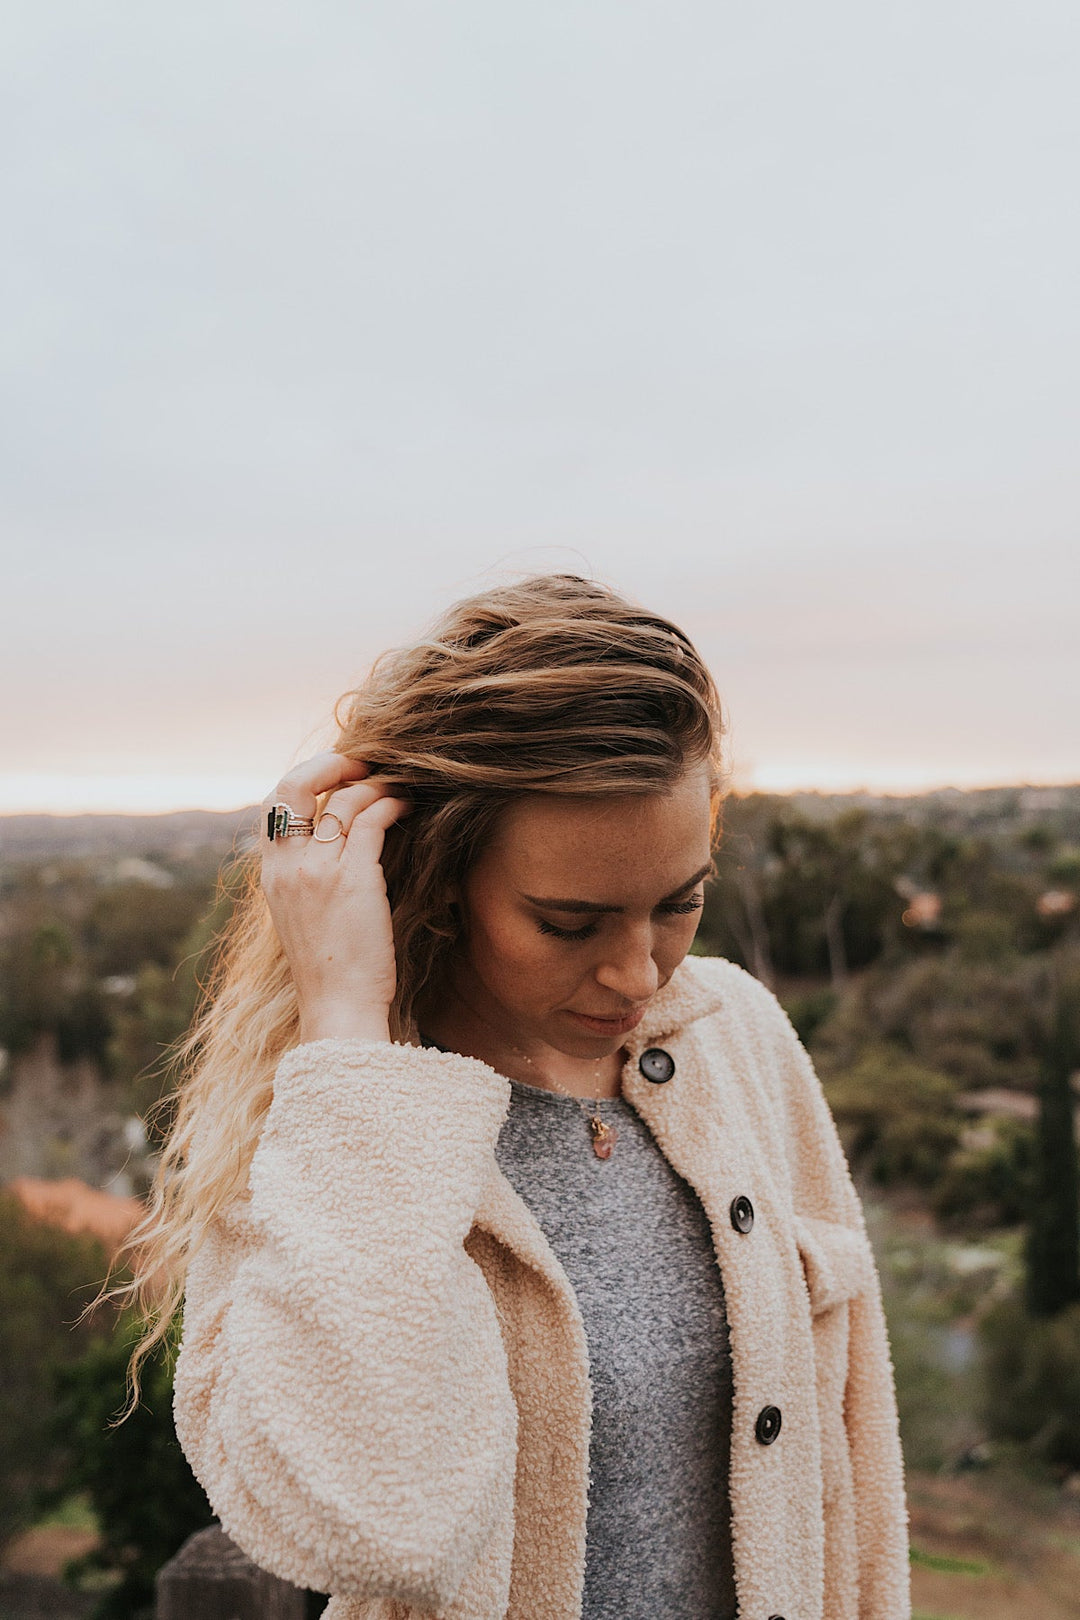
{"left": 417, "top": 971, "right": 625, "bottom": 1101}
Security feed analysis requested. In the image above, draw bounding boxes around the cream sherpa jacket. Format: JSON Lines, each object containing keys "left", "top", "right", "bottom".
{"left": 174, "top": 953, "right": 910, "bottom": 1620}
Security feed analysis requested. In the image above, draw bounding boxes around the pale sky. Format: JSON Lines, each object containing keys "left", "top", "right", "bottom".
{"left": 3, "top": 2, "right": 1078, "bottom": 813}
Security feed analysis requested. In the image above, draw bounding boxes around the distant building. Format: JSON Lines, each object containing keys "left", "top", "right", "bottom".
{"left": 1037, "top": 889, "right": 1077, "bottom": 918}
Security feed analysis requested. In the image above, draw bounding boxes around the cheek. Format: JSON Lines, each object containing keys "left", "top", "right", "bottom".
{"left": 476, "top": 911, "right": 538, "bottom": 965}
{"left": 636, "top": 911, "right": 703, "bottom": 981}
{"left": 468, "top": 909, "right": 579, "bottom": 1000}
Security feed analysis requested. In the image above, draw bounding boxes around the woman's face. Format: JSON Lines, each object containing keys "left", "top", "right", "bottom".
{"left": 450, "top": 762, "right": 714, "bottom": 1058}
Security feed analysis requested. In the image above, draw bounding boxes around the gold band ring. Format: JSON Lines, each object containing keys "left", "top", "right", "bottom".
{"left": 313, "top": 811, "right": 346, "bottom": 843}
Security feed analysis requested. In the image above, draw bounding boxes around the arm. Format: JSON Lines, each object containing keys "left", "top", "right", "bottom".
{"left": 173, "top": 1037, "right": 517, "bottom": 1612}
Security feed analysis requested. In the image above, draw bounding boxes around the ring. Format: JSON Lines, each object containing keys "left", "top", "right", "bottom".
{"left": 313, "top": 812, "right": 345, "bottom": 843}
{"left": 266, "top": 802, "right": 316, "bottom": 841}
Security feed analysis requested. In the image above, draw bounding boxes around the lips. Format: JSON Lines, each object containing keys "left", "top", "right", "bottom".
{"left": 567, "top": 1006, "right": 648, "bottom": 1034}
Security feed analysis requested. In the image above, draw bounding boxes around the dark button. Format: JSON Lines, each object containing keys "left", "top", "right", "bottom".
{"left": 639, "top": 1047, "right": 675, "bottom": 1084}
{"left": 730, "top": 1194, "right": 755, "bottom": 1234}
{"left": 767, "top": 1615, "right": 787, "bottom": 1619}
{"left": 755, "top": 1404, "right": 782, "bottom": 1445}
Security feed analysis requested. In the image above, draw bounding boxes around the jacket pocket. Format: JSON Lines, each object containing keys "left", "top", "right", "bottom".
{"left": 793, "top": 1213, "right": 874, "bottom": 1316}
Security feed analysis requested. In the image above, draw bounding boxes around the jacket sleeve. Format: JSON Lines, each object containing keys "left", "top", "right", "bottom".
{"left": 751, "top": 980, "right": 912, "bottom": 1620}
{"left": 172, "top": 1038, "right": 518, "bottom": 1612}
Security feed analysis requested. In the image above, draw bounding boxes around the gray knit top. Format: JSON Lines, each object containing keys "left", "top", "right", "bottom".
{"left": 493, "top": 1077, "right": 738, "bottom": 1620}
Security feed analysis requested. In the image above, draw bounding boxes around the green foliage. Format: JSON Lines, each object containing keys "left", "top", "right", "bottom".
{"left": 822, "top": 1045, "right": 963, "bottom": 1188}
{"left": 952, "top": 907, "right": 1021, "bottom": 964}
{"left": 0, "top": 858, "right": 237, "bottom": 1112}
{"left": 0, "top": 1192, "right": 112, "bottom": 1549}
{"left": 871, "top": 1210, "right": 999, "bottom": 1470}
{"left": 909, "top": 1545, "right": 993, "bottom": 1576}
{"left": 702, "top": 799, "right": 907, "bottom": 981}
{"left": 85, "top": 883, "right": 209, "bottom": 979}
{"left": 1048, "top": 848, "right": 1080, "bottom": 886}
{"left": 57, "top": 985, "right": 114, "bottom": 1067}
{"left": 1024, "top": 977, "right": 1080, "bottom": 1318}
{"left": 931, "top": 1118, "right": 1036, "bottom": 1228}
{"left": 45, "top": 1321, "right": 214, "bottom": 1620}
{"left": 104, "top": 884, "right": 237, "bottom": 1108}
{"left": 980, "top": 1294, "right": 1080, "bottom": 1467}
{"left": 809, "top": 953, "right": 1047, "bottom": 1092}
{"left": 1016, "top": 824, "right": 1057, "bottom": 856}
{"left": 779, "top": 986, "right": 838, "bottom": 1048}
{"left": 0, "top": 919, "right": 80, "bottom": 1057}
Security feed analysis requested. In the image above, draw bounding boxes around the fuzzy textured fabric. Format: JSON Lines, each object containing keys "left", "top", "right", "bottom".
{"left": 174, "top": 955, "right": 911, "bottom": 1620}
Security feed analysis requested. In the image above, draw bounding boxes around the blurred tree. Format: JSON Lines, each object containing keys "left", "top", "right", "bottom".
{"left": 931, "top": 1117, "right": 1036, "bottom": 1229}
{"left": 84, "top": 882, "right": 209, "bottom": 979}
{"left": 980, "top": 1295, "right": 1080, "bottom": 1469}
{"left": 703, "top": 795, "right": 776, "bottom": 984}
{"left": 820, "top": 1044, "right": 963, "bottom": 1188}
{"left": 780, "top": 986, "right": 838, "bottom": 1049}
{"left": 1048, "top": 848, "right": 1080, "bottom": 887}
{"left": 809, "top": 953, "right": 1046, "bottom": 1092}
{"left": 0, "top": 1192, "right": 112, "bottom": 1550}
{"left": 704, "top": 797, "right": 903, "bottom": 985}
{"left": 57, "top": 984, "right": 114, "bottom": 1067}
{"left": 105, "top": 877, "right": 240, "bottom": 1113}
{"left": 1024, "top": 973, "right": 1080, "bottom": 1318}
{"left": 765, "top": 809, "right": 874, "bottom": 984}
{"left": 0, "top": 919, "right": 80, "bottom": 1056}
{"left": 45, "top": 1320, "right": 214, "bottom": 1620}
{"left": 1016, "top": 824, "right": 1057, "bottom": 856}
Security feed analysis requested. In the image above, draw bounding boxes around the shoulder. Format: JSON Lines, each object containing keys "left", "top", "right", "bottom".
{"left": 679, "top": 956, "right": 863, "bottom": 1224}
{"left": 673, "top": 953, "right": 829, "bottom": 1131}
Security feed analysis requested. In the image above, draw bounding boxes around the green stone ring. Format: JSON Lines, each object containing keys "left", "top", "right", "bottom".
{"left": 266, "top": 802, "right": 316, "bottom": 841}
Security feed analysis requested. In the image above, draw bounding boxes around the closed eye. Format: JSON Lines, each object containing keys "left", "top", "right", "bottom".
{"left": 536, "top": 895, "right": 703, "bottom": 943}
{"left": 536, "top": 919, "right": 598, "bottom": 940}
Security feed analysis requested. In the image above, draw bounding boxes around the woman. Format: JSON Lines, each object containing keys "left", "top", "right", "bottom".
{"left": 130, "top": 573, "right": 909, "bottom": 1620}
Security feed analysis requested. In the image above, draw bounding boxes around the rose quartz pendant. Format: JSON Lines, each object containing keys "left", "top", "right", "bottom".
{"left": 590, "top": 1120, "right": 616, "bottom": 1159}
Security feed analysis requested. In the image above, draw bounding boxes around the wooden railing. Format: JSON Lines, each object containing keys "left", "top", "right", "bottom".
{"left": 155, "top": 1524, "right": 324, "bottom": 1618}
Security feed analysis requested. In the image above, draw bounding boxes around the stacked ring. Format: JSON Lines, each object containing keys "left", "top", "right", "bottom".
{"left": 266, "top": 803, "right": 316, "bottom": 841}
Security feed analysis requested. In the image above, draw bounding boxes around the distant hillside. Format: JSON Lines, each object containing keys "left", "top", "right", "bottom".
{"left": 749, "top": 782, "right": 1080, "bottom": 838}
{"left": 1, "top": 782, "right": 1078, "bottom": 863}
{"left": 0, "top": 807, "right": 261, "bottom": 863}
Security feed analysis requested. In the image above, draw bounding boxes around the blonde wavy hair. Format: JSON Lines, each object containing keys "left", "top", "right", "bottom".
{"left": 115, "top": 573, "right": 726, "bottom": 1405}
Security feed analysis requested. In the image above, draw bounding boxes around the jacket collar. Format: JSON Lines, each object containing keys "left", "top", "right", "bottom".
{"left": 629, "top": 952, "right": 727, "bottom": 1046}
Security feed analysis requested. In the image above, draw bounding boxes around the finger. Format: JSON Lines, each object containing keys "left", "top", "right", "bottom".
{"left": 338, "top": 794, "right": 412, "bottom": 864}
{"left": 264, "top": 751, "right": 370, "bottom": 822}
{"left": 303, "top": 780, "right": 400, "bottom": 850}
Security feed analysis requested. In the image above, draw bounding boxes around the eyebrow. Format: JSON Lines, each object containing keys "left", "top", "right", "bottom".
{"left": 521, "top": 862, "right": 714, "bottom": 915}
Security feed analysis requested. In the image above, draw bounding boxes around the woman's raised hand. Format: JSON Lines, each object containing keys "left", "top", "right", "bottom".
{"left": 260, "top": 752, "right": 411, "bottom": 1045}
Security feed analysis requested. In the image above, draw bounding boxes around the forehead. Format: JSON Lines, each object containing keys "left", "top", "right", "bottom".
{"left": 479, "top": 767, "right": 713, "bottom": 896}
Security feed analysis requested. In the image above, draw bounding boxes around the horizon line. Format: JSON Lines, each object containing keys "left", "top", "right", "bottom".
{"left": 1, "top": 773, "right": 1078, "bottom": 819}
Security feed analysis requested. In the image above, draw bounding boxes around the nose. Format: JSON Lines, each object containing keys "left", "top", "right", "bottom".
{"left": 593, "top": 924, "right": 661, "bottom": 1006}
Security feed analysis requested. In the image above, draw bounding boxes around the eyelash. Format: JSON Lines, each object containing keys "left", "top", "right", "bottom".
{"left": 537, "top": 897, "right": 704, "bottom": 943}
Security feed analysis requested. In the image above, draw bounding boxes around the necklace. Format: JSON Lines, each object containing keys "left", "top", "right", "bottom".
{"left": 431, "top": 986, "right": 623, "bottom": 1160}
{"left": 510, "top": 1043, "right": 620, "bottom": 1160}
